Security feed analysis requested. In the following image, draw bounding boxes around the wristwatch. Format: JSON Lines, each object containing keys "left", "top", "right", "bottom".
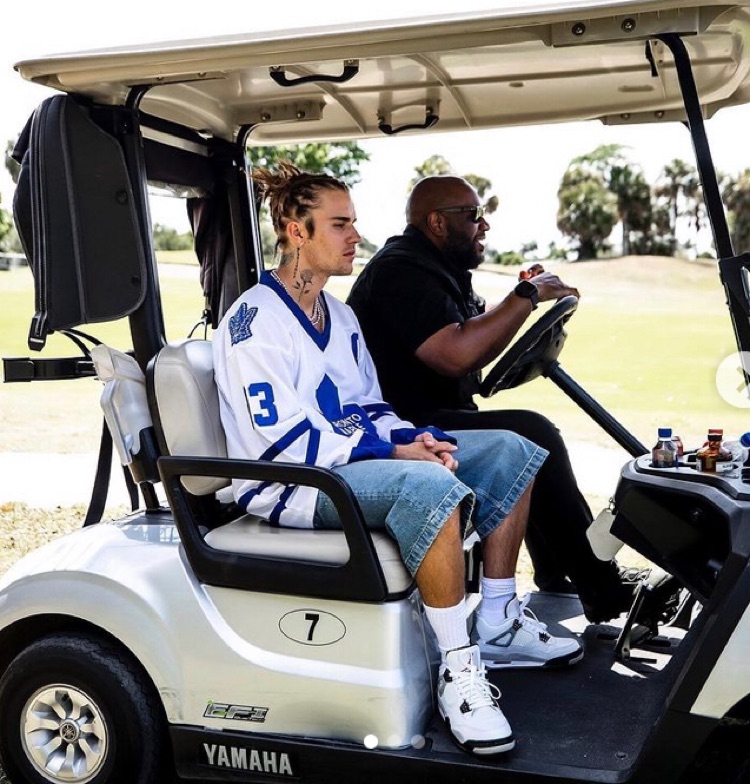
{"left": 514, "top": 279, "right": 539, "bottom": 310}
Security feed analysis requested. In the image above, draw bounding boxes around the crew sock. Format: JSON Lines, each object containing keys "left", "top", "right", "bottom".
{"left": 479, "top": 577, "right": 517, "bottom": 626}
{"left": 424, "top": 598, "right": 470, "bottom": 660}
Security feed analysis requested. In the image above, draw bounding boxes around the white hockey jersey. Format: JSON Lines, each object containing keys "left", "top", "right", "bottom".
{"left": 213, "top": 272, "right": 450, "bottom": 528}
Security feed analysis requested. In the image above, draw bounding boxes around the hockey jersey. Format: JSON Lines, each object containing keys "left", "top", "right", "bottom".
{"left": 213, "top": 272, "right": 452, "bottom": 528}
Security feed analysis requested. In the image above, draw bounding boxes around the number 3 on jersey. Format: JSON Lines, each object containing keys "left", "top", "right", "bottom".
{"left": 247, "top": 382, "right": 279, "bottom": 426}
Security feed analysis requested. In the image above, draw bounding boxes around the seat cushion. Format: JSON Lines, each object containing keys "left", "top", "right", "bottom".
{"left": 204, "top": 517, "right": 413, "bottom": 594}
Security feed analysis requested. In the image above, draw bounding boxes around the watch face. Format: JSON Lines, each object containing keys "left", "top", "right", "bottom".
{"left": 515, "top": 280, "right": 537, "bottom": 298}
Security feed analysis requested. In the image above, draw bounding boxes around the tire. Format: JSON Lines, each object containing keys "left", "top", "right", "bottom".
{"left": 0, "top": 632, "right": 169, "bottom": 784}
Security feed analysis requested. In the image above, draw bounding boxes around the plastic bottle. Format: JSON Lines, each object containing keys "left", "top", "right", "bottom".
{"left": 652, "top": 428, "right": 677, "bottom": 468}
{"left": 710, "top": 429, "right": 732, "bottom": 462}
{"left": 698, "top": 429, "right": 732, "bottom": 462}
{"left": 722, "top": 432, "right": 750, "bottom": 464}
{"left": 696, "top": 432, "right": 723, "bottom": 472}
{"left": 672, "top": 435, "right": 684, "bottom": 459}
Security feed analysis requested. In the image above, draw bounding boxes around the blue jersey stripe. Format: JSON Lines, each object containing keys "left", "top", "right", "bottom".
{"left": 269, "top": 484, "right": 297, "bottom": 526}
{"left": 258, "top": 419, "right": 313, "bottom": 461}
{"left": 237, "top": 480, "right": 274, "bottom": 512}
{"left": 362, "top": 402, "right": 394, "bottom": 421}
{"left": 305, "top": 428, "right": 321, "bottom": 465}
{"left": 362, "top": 402, "right": 393, "bottom": 414}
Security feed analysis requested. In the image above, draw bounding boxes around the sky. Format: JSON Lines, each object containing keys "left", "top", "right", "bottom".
{"left": 3, "top": 0, "right": 750, "bottom": 254}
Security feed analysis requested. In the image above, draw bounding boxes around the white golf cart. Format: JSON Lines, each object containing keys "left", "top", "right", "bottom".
{"left": 3, "top": 2, "right": 750, "bottom": 782}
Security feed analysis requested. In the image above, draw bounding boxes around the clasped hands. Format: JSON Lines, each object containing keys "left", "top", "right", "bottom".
{"left": 392, "top": 431, "right": 459, "bottom": 472}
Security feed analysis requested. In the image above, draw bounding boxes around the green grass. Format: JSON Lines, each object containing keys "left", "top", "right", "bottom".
{"left": 0, "top": 263, "right": 206, "bottom": 452}
{"left": 475, "top": 258, "right": 747, "bottom": 452}
{"left": 155, "top": 248, "right": 199, "bottom": 265}
{"left": 1, "top": 255, "right": 747, "bottom": 455}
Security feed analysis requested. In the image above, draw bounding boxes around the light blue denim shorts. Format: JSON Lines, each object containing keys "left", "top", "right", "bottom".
{"left": 314, "top": 429, "right": 548, "bottom": 576}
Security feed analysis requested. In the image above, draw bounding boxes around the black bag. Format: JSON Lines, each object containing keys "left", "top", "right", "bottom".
{"left": 13, "top": 95, "right": 147, "bottom": 350}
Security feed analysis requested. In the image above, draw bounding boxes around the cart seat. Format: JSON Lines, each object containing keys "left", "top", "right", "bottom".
{"left": 148, "top": 339, "right": 412, "bottom": 597}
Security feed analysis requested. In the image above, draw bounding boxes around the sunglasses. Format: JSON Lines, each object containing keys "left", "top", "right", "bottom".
{"left": 434, "top": 205, "right": 486, "bottom": 223}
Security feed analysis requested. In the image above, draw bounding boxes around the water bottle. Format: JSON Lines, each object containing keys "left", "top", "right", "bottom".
{"left": 722, "top": 432, "right": 750, "bottom": 464}
{"left": 652, "top": 428, "right": 677, "bottom": 468}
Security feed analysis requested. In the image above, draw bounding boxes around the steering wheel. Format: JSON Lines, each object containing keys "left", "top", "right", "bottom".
{"left": 478, "top": 295, "right": 578, "bottom": 397}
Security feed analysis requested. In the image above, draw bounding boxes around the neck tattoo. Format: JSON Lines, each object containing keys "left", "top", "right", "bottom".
{"left": 271, "top": 269, "right": 325, "bottom": 327}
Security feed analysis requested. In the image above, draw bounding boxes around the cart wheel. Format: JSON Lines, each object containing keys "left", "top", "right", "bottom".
{"left": 0, "top": 632, "right": 169, "bottom": 784}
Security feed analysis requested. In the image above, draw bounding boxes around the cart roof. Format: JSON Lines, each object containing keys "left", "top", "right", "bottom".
{"left": 14, "top": 1, "right": 750, "bottom": 142}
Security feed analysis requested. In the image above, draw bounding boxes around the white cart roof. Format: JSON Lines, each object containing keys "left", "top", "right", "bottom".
{"left": 14, "top": 1, "right": 750, "bottom": 141}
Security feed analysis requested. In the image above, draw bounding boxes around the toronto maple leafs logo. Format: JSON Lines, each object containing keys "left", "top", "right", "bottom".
{"left": 229, "top": 303, "right": 258, "bottom": 345}
{"left": 316, "top": 375, "right": 374, "bottom": 437}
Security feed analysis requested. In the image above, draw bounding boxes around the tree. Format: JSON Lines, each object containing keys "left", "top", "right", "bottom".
{"left": 556, "top": 165, "right": 618, "bottom": 260}
{"left": 653, "top": 158, "right": 704, "bottom": 253}
{"left": 409, "top": 154, "right": 453, "bottom": 189}
{"left": 571, "top": 144, "right": 652, "bottom": 256}
{"left": 5, "top": 139, "right": 21, "bottom": 185}
{"left": 723, "top": 169, "right": 750, "bottom": 254}
{"left": 152, "top": 223, "right": 193, "bottom": 251}
{"left": 1, "top": 140, "right": 19, "bottom": 251}
{"left": 0, "top": 194, "right": 13, "bottom": 252}
{"left": 246, "top": 142, "right": 369, "bottom": 187}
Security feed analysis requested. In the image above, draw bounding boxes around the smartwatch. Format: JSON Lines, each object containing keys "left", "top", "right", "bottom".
{"left": 514, "top": 279, "right": 539, "bottom": 310}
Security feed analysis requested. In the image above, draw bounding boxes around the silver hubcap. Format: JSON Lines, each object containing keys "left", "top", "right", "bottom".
{"left": 21, "top": 685, "right": 108, "bottom": 783}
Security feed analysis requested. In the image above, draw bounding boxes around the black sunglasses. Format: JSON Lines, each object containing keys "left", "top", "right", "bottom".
{"left": 435, "top": 205, "right": 486, "bottom": 223}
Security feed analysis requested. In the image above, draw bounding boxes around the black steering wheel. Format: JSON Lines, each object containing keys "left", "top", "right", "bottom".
{"left": 478, "top": 295, "right": 578, "bottom": 397}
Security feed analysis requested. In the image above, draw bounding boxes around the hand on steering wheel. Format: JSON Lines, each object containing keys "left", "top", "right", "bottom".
{"left": 478, "top": 295, "right": 578, "bottom": 397}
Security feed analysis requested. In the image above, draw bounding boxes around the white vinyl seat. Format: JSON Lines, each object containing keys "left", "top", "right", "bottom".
{"left": 149, "top": 339, "right": 412, "bottom": 595}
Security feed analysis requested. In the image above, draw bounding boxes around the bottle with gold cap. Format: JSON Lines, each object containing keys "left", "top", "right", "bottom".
{"left": 696, "top": 430, "right": 728, "bottom": 472}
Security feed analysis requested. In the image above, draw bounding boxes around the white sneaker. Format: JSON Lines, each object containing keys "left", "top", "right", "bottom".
{"left": 474, "top": 594, "right": 583, "bottom": 669}
{"left": 437, "top": 645, "right": 515, "bottom": 755}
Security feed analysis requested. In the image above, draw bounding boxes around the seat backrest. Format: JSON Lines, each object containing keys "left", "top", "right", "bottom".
{"left": 148, "top": 339, "right": 229, "bottom": 496}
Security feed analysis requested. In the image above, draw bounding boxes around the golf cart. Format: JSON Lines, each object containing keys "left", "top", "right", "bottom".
{"left": 3, "top": 1, "right": 750, "bottom": 782}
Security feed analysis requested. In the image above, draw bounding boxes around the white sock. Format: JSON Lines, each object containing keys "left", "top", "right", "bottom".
{"left": 479, "top": 577, "right": 517, "bottom": 626}
{"left": 423, "top": 599, "right": 470, "bottom": 659}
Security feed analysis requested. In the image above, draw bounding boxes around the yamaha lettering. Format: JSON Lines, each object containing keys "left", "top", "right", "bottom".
{"left": 204, "top": 702, "right": 269, "bottom": 722}
{"left": 203, "top": 743, "right": 295, "bottom": 776}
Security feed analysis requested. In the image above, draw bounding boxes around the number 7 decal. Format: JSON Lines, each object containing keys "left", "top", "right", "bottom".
{"left": 304, "top": 613, "right": 320, "bottom": 642}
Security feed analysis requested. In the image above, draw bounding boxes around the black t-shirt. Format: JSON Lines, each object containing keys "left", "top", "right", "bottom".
{"left": 347, "top": 227, "right": 484, "bottom": 425}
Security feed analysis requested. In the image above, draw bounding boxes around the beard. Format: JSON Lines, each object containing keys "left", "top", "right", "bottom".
{"left": 444, "top": 225, "right": 482, "bottom": 270}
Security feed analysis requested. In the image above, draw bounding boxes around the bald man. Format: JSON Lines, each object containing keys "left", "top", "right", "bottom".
{"left": 347, "top": 175, "right": 632, "bottom": 623}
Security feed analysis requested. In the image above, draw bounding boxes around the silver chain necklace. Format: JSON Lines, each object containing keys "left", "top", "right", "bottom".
{"left": 271, "top": 269, "right": 325, "bottom": 327}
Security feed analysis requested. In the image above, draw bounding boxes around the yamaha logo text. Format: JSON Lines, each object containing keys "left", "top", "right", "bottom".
{"left": 204, "top": 744, "right": 294, "bottom": 776}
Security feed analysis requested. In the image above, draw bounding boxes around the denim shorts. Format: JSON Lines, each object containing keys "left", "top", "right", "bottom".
{"left": 314, "top": 429, "right": 548, "bottom": 576}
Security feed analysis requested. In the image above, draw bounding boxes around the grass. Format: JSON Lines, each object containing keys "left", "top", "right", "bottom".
{"left": 0, "top": 256, "right": 207, "bottom": 452}
{"left": 474, "top": 257, "right": 746, "bottom": 452}
{"left": 1, "top": 252, "right": 746, "bottom": 453}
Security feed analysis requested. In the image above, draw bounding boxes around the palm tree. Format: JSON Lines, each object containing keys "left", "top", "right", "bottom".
{"left": 572, "top": 144, "right": 652, "bottom": 256}
{"left": 723, "top": 169, "right": 750, "bottom": 254}
{"left": 654, "top": 158, "right": 704, "bottom": 252}
{"left": 556, "top": 166, "right": 618, "bottom": 260}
